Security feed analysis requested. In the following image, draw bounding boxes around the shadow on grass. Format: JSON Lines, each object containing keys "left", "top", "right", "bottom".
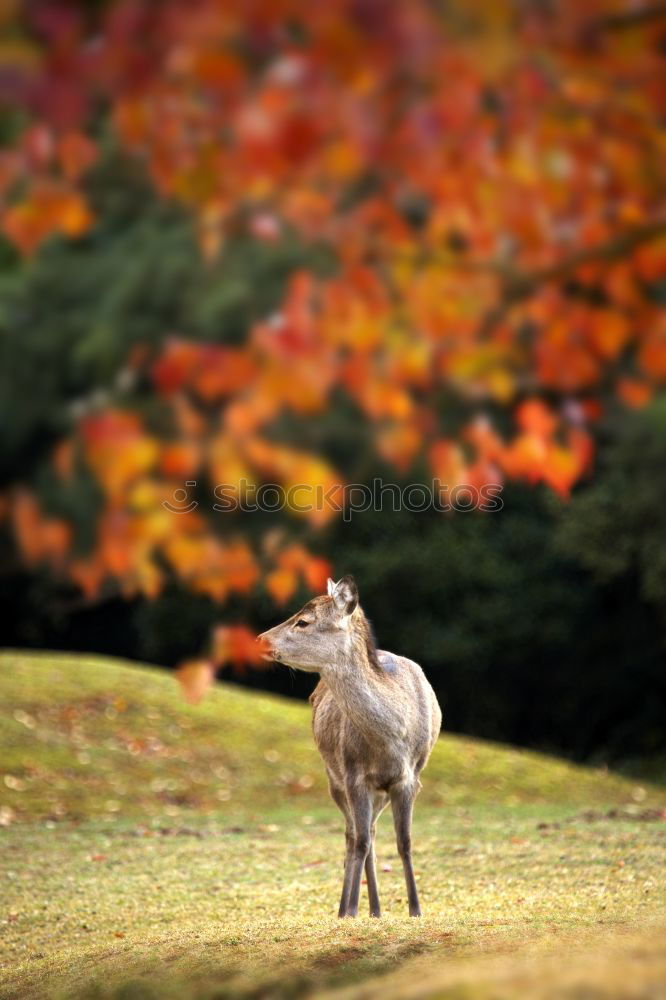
{"left": 61, "top": 937, "right": 445, "bottom": 1000}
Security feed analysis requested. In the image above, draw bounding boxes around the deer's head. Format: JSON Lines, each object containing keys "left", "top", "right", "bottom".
{"left": 258, "top": 576, "right": 360, "bottom": 673}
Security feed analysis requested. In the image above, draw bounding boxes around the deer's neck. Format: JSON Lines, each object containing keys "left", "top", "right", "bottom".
{"left": 322, "top": 641, "right": 402, "bottom": 744}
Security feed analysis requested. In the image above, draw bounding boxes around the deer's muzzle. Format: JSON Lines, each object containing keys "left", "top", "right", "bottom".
{"left": 256, "top": 631, "right": 276, "bottom": 662}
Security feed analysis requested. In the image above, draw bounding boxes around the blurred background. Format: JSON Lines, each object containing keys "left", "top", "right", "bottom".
{"left": 0, "top": 0, "right": 664, "bottom": 773}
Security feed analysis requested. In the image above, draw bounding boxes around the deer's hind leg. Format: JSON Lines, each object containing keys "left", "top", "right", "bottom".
{"left": 390, "top": 782, "right": 421, "bottom": 917}
{"left": 329, "top": 782, "right": 354, "bottom": 918}
{"left": 364, "top": 792, "right": 388, "bottom": 918}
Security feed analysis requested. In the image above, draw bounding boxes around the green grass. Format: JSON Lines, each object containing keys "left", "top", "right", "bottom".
{"left": 1, "top": 651, "right": 665, "bottom": 1000}
{"left": 1, "top": 650, "right": 659, "bottom": 822}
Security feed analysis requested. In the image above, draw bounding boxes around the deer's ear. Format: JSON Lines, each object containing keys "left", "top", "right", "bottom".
{"left": 331, "top": 575, "right": 358, "bottom": 615}
{"left": 326, "top": 577, "right": 336, "bottom": 597}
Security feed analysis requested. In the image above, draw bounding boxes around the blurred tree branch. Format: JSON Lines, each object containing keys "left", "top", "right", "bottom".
{"left": 433, "top": 218, "right": 666, "bottom": 338}
{"left": 586, "top": 4, "right": 666, "bottom": 33}
{"left": 491, "top": 219, "right": 666, "bottom": 302}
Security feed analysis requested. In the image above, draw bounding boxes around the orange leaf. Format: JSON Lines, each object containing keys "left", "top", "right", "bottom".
{"left": 151, "top": 340, "right": 201, "bottom": 394}
{"left": 224, "top": 540, "right": 260, "bottom": 593}
{"left": 211, "top": 625, "right": 266, "bottom": 670}
{"left": 194, "top": 348, "right": 257, "bottom": 402}
{"left": 541, "top": 445, "right": 580, "bottom": 499}
{"left": 429, "top": 440, "right": 468, "bottom": 488}
{"left": 301, "top": 555, "right": 331, "bottom": 593}
{"left": 499, "top": 433, "right": 548, "bottom": 484}
{"left": 160, "top": 442, "right": 201, "bottom": 479}
{"left": 11, "top": 491, "right": 44, "bottom": 564}
{"left": 2, "top": 198, "right": 53, "bottom": 255}
{"left": 40, "top": 519, "right": 71, "bottom": 566}
{"left": 617, "top": 377, "right": 653, "bottom": 409}
{"left": 587, "top": 311, "right": 630, "bottom": 360}
{"left": 266, "top": 567, "right": 297, "bottom": 604}
{"left": 515, "top": 399, "right": 557, "bottom": 439}
{"left": 176, "top": 659, "right": 216, "bottom": 705}
{"left": 376, "top": 423, "right": 421, "bottom": 472}
{"left": 57, "top": 131, "right": 98, "bottom": 182}
{"left": 69, "top": 558, "right": 105, "bottom": 600}
{"left": 3, "top": 183, "right": 93, "bottom": 253}
{"left": 637, "top": 320, "right": 666, "bottom": 379}
{"left": 273, "top": 544, "right": 330, "bottom": 593}
{"left": 57, "top": 192, "right": 93, "bottom": 237}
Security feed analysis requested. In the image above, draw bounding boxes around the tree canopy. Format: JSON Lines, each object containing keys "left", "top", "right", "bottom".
{"left": 0, "top": 0, "right": 664, "bottom": 682}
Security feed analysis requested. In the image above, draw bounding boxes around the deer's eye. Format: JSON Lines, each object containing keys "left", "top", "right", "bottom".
{"left": 295, "top": 619, "right": 310, "bottom": 628}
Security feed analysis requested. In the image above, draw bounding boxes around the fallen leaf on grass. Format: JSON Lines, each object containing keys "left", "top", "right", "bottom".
{"left": 0, "top": 806, "right": 16, "bottom": 826}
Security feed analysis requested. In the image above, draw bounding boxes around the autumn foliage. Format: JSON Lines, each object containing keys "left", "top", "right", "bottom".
{"left": 1, "top": 1, "right": 664, "bottom": 674}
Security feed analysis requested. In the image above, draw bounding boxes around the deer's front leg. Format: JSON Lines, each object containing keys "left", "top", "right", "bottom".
{"left": 329, "top": 783, "right": 354, "bottom": 918}
{"left": 344, "top": 781, "right": 373, "bottom": 918}
{"left": 338, "top": 825, "right": 354, "bottom": 918}
{"left": 390, "top": 783, "right": 421, "bottom": 917}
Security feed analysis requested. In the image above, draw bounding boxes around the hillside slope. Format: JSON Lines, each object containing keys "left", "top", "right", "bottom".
{"left": 1, "top": 653, "right": 665, "bottom": 1000}
{"left": 1, "top": 651, "right": 661, "bottom": 824}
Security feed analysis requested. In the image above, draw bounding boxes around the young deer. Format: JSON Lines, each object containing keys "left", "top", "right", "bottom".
{"left": 258, "top": 575, "right": 441, "bottom": 918}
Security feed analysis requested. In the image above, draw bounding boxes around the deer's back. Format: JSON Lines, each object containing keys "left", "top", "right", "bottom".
{"left": 310, "top": 652, "right": 441, "bottom": 791}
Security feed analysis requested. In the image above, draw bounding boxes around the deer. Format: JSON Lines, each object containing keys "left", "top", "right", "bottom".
{"left": 258, "top": 575, "right": 442, "bottom": 918}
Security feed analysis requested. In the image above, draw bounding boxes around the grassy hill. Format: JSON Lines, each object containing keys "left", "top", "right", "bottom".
{"left": 1, "top": 652, "right": 665, "bottom": 1000}
{"left": 1, "top": 650, "right": 661, "bottom": 825}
